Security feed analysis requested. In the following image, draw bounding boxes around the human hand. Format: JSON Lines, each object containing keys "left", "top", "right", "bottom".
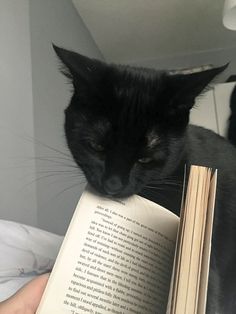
{"left": 0, "top": 273, "right": 49, "bottom": 314}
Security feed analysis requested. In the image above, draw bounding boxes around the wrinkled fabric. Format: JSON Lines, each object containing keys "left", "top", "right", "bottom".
{"left": 0, "top": 220, "right": 63, "bottom": 301}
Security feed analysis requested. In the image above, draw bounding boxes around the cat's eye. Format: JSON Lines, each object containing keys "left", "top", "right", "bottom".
{"left": 89, "top": 141, "right": 104, "bottom": 152}
{"left": 138, "top": 157, "right": 153, "bottom": 164}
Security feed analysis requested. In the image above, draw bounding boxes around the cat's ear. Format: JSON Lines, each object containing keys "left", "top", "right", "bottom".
{"left": 167, "top": 64, "right": 228, "bottom": 109}
{"left": 52, "top": 44, "right": 105, "bottom": 85}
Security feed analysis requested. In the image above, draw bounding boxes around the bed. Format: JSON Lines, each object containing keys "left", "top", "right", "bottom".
{"left": 0, "top": 219, "right": 63, "bottom": 301}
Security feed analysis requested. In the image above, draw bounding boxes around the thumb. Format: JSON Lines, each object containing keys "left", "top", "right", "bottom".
{"left": 16, "top": 273, "right": 50, "bottom": 311}
{"left": 0, "top": 273, "right": 50, "bottom": 313}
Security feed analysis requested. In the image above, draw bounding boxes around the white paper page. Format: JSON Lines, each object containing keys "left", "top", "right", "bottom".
{"left": 37, "top": 187, "right": 179, "bottom": 314}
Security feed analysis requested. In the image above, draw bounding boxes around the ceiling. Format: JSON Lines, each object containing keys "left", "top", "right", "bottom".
{"left": 72, "top": 0, "right": 236, "bottom": 63}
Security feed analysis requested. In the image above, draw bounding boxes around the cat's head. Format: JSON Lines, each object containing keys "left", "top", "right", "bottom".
{"left": 53, "top": 45, "right": 226, "bottom": 197}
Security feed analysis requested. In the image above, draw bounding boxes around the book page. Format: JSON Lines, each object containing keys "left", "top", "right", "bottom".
{"left": 197, "top": 171, "right": 217, "bottom": 314}
{"left": 37, "top": 187, "right": 179, "bottom": 314}
{"left": 167, "top": 166, "right": 216, "bottom": 314}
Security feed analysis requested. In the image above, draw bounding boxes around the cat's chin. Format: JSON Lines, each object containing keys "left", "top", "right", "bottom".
{"left": 107, "top": 189, "right": 137, "bottom": 198}
{"left": 101, "top": 188, "right": 137, "bottom": 199}
{"left": 87, "top": 181, "right": 140, "bottom": 199}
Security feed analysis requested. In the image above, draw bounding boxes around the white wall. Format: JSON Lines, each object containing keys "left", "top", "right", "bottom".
{"left": 132, "top": 46, "right": 236, "bottom": 83}
{"left": 190, "top": 90, "right": 219, "bottom": 134}
{"left": 214, "top": 82, "right": 236, "bottom": 136}
{"left": 0, "top": 0, "right": 37, "bottom": 225}
{"left": 0, "top": 0, "right": 104, "bottom": 234}
{"left": 29, "top": 0, "right": 104, "bottom": 235}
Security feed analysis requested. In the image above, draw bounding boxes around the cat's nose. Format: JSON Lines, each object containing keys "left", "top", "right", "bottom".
{"left": 103, "top": 175, "right": 123, "bottom": 195}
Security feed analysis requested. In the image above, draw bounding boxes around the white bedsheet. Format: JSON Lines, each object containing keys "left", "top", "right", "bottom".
{"left": 0, "top": 220, "right": 63, "bottom": 301}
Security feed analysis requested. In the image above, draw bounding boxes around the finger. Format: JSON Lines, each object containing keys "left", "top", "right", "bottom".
{"left": 0, "top": 273, "right": 50, "bottom": 313}
{"left": 16, "top": 273, "right": 50, "bottom": 311}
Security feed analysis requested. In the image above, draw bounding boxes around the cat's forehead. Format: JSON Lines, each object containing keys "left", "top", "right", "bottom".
{"left": 90, "top": 116, "right": 159, "bottom": 147}
{"left": 112, "top": 66, "right": 165, "bottom": 97}
{"left": 116, "top": 64, "right": 164, "bottom": 81}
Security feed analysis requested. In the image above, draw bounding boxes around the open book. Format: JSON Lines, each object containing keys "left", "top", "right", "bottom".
{"left": 36, "top": 165, "right": 217, "bottom": 314}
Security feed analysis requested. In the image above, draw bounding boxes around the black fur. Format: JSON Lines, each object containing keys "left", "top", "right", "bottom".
{"left": 228, "top": 85, "right": 236, "bottom": 146}
{"left": 54, "top": 45, "right": 235, "bottom": 313}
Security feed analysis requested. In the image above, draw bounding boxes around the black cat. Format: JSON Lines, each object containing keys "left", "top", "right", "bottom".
{"left": 53, "top": 45, "right": 236, "bottom": 313}
{"left": 228, "top": 85, "right": 236, "bottom": 146}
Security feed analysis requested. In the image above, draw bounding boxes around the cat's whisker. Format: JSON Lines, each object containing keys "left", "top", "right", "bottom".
{"left": 3, "top": 127, "right": 72, "bottom": 159}
{"left": 147, "top": 184, "right": 182, "bottom": 189}
{"left": 32, "top": 156, "right": 77, "bottom": 168}
{"left": 20, "top": 170, "right": 85, "bottom": 189}
{"left": 144, "top": 186, "right": 171, "bottom": 192}
{"left": 51, "top": 182, "right": 86, "bottom": 201}
{"left": 8, "top": 155, "right": 78, "bottom": 172}
{"left": 19, "top": 133, "right": 72, "bottom": 158}
{"left": 36, "top": 170, "right": 82, "bottom": 175}
{"left": 144, "top": 181, "right": 183, "bottom": 194}
{"left": 141, "top": 186, "right": 173, "bottom": 204}
{"left": 43, "top": 176, "right": 86, "bottom": 188}
{"left": 0, "top": 157, "right": 76, "bottom": 170}
{"left": 149, "top": 178, "right": 183, "bottom": 186}
{"left": 147, "top": 181, "right": 183, "bottom": 187}
{"left": 33, "top": 155, "right": 74, "bottom": 162}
